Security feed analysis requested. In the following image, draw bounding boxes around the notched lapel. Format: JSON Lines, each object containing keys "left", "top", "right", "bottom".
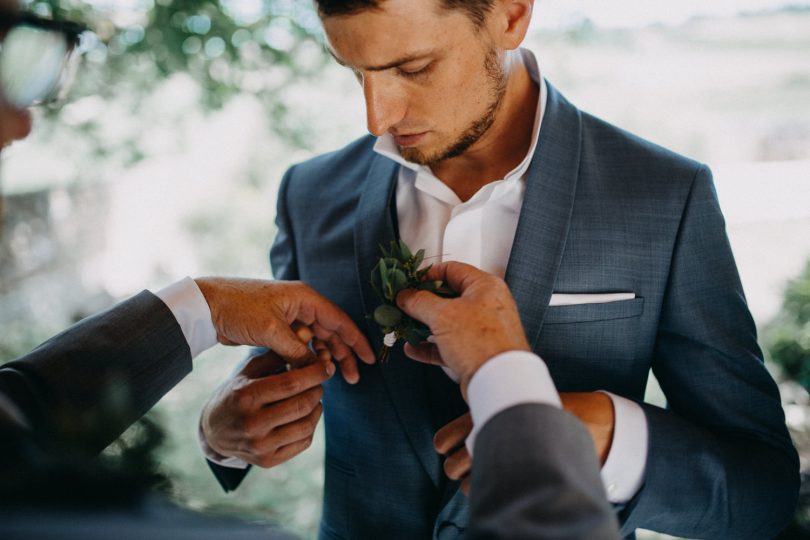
{"left": 505, "top": 82, "right": 582, "bottom": 348}
{"left": 353, "top": 154, "right": 442, "bottom": 489}
{"left": 353, "top": 154, "right": 399, "bottom": 329}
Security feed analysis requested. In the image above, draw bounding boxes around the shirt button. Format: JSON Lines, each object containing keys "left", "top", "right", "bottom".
{"left": 608, "top": 482, "right": 618, "bottom": 494}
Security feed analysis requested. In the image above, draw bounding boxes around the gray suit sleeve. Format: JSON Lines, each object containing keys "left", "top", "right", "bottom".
{"left": 469, "top": 403, "right": 620, "bottom": 540}
{"left": 205, "top": 166, "right": 301, "bottom": 492}
{"left": 0, "top": 290, "right": 192, "bottom": 455}
{"left": 620, "top": 166, "right": 800, "bottom": 538}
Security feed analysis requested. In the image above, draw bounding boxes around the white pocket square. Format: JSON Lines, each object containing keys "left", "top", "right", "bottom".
{"left": 548, "top": 292, "right": 636, "bottom": 307}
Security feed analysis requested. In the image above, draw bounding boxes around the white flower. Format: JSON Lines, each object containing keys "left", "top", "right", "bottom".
{"left": 383, "top": 331, "right": 397, "bottom": 347}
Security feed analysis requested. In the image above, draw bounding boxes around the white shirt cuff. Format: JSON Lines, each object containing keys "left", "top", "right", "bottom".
{"left": 197, "top": 420, "right": 250, "bottom": 469}
{"left": 465, "top": 351, "right": 560, "bottom": 455}
{"left": 154, "top": 277, "right": 218, "bottom": 359}
{"left": 598, "top": 391, "right": 648, "bottom": 503}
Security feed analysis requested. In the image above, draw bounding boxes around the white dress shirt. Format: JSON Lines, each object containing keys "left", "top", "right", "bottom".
{"left": 154, "top": 277, "right": 219, "bottom": 358}
{"left": 375, "top": 48, "right": 647, "bottom": 503}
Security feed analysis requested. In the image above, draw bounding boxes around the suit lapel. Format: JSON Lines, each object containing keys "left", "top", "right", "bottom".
{"left": 505, "top": 81, "right": 582, "bottom": 348}
{"left": 432, "top": 84, "right": 584, "bottom": 532}
{"left": 353, "top": 154, "right": 442, "bottom": 489}
{"left": 350, "top": 82, "right": 583, "bottom": 500}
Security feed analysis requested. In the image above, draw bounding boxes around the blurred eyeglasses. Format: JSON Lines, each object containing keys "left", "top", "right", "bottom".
{"left": 0, "top": 11, "right": 88, "bottom": 110}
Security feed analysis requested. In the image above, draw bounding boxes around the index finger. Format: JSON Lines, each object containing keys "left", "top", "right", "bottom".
{"left": 248, "top": 359, "right": 335, "bottom": 405}
{"left": 311, "top": 329, "right": 360, "bottom": 385}
{"left": 420, "top": 261, "right": 491, "bottom": 294}
{"left": 297, "top": 288, "right": 375, "bottom": 365}
{"left": 396, "top": 288, "right": 448, "bottom": 328}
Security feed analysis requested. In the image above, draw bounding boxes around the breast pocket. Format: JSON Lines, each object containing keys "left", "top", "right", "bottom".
{"left": 543, "top": 297, "right": 644, "bottom": 325}
{"left": 536, "top": 298, "right": 646, "bottom": 391}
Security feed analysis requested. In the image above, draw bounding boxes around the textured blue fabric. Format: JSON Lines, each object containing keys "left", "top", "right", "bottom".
{"left": 211, "top": 81, "right": 799, "bottom": 540}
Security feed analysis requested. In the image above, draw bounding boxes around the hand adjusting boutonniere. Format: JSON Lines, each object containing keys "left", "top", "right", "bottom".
{"left": 370, "top": 240, "right": 456, "bottom": 363}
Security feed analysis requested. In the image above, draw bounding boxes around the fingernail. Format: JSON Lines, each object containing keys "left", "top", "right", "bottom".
{"left": 326, "top": 361, "right": 336, "bottom": 377}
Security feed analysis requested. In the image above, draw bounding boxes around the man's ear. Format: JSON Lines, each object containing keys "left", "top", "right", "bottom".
{"left": 488, "top": 0, "right": 534, "bottom": 51}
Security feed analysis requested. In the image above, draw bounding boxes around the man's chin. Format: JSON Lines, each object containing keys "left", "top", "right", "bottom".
{"left": 400, "top": 146, "right": 438, "bottom": 167}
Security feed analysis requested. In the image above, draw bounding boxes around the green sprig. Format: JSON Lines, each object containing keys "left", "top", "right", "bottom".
{"left": 369, "top": 240, "right": 456, "bottom": 362}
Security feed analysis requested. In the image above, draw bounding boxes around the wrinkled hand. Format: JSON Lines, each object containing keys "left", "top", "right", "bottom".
{"left": 201, "top": 345, "right": 333, "bottom": 468}
{"left": 559, "top": 392, "right": 615, "bottom": 465}
{"left": 195, "top": 277, "right": 374, "bottom": 384}
{"left": 435, "top": 412, "right": 473, "bottom": 495}
{"left": 396, "top": 262, "right": 530, "bottom": 397}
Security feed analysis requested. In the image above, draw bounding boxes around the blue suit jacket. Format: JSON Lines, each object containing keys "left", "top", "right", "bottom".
{"left": 210, "top": 82, "right": 799, "bottom": 539}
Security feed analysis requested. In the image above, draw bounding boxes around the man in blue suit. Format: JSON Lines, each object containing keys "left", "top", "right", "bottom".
{"left": 200, "top": 1, "right": 799, "bottom": 538}
{"left": 0, "top": 4, "right": 619, "bottom": 538}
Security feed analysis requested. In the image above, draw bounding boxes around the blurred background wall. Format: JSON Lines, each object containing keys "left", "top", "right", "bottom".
{"left": 1, "top": 1, "right": 809, "bottom": 538}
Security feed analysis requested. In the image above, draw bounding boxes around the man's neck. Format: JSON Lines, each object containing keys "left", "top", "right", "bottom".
{"left": 431, "top": 61, "right": 539, "bottom": 202}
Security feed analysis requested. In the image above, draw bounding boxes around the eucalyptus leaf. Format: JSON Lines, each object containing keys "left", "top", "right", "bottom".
{"left": 371, "top": 262, "right": 383, "bottom": 298}
{"left": 374, "top": 304, "right": 403, "bottom": 327}
{"left": 378, "top": 258, "right": 388, "bottom": 288}
{"left": 390, "top": 269, "right": 408, "bottom": 294}
{"left": 414, "top": 248, "right": 425, "bottom": 269}
{"left": 398, "top": 239, "right": 412, "bottom": 259}
{"left": 370, "top": 240, "right": 457, "bottom": 361}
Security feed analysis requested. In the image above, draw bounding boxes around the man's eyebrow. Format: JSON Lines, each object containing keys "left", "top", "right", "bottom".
{"left": 326, "top": 47, "right": 434, "bottom": 72}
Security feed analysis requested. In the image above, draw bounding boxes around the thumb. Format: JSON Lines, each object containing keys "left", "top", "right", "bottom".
{"left": 397, "top": 288, "right": 446, "bottom": 328}
{"left": 265, "top": 321, "right": 318, "bottom": 367}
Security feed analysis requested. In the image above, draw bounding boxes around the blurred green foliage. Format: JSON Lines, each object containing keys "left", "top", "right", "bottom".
{"left": 2, "top": 4, "right": 333, "bottom": 535}
{"left": 25, "top": 0, "right": 328, "bottom": 147}
{"left": 765, "top": 260, "right": 810, "bottom": 390}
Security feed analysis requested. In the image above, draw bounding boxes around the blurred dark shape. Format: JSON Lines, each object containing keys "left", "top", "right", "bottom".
{"left": 0, "top": 421, "right": 296, "bottom": 539}
{"left": 0, "top": 344, "right": 296, "bottom": 539}
{"left": 775, "top": 472, "right": 810, "bottom": 539}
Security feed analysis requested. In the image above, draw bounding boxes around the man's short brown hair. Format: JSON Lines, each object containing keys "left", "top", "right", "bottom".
{"left": 315, "top": 0, "right": 496, "bottom": 27}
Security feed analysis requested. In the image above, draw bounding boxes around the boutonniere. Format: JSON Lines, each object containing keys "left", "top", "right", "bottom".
{"left": 370, "top": 240, "right": 456, "bottom": 362}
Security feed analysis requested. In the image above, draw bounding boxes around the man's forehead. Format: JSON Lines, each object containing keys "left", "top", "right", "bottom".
{"left": 320, "top": 0, "right": 464, "bottom": 70}
{"left": 317, "top": 0, "right": 443, "bottom": 18}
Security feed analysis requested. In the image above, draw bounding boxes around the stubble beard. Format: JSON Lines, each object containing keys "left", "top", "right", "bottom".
{"left": 400, "top": 48, "right": 508, "bottom": 167}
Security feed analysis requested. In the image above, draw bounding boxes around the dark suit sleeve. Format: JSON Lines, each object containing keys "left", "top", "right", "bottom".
{"left": 469, "top": 404, "right": 620, "bottom": 540}
{"left": 204, "top": 166, "right": 301, "bottom": 492}
{"left": 0, "top": 290, "right": 192, "bottom": 455}
{"left": 620, "top": 166, "right": 800, "bottom": 538}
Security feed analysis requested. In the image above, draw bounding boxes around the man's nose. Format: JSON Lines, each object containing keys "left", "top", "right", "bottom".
{"left": 362, "top": 75, "right": 406, "bottom": 137}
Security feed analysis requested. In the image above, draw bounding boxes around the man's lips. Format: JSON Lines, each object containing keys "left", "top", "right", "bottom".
{"left": 392, "top": 131, "right": 428, "bottom": 148}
